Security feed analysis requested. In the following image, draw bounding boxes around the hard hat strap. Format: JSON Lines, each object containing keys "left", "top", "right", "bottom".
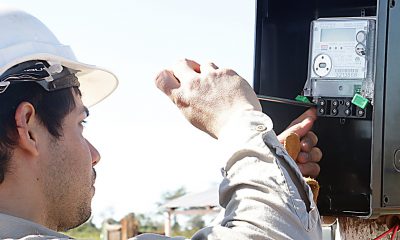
{"left": 0, "top": 60, "right": 80, "bottom": 93}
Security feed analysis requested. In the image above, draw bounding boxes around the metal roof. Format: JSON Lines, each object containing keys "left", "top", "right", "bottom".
{"left": 161, "top": 186, "right": 219, "bottom": 209}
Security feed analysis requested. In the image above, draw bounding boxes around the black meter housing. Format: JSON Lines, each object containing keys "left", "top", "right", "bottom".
{"left": 253, "top": 0, "right": 400, "bottom": 218}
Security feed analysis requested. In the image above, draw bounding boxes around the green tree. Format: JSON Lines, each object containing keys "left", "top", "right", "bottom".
{"left": 187, "top": 215, "right": 205, "bottom": 230}
{"left": 157, "top": 186, "right": 187, "bottom": 204}
{"left": 137, "top": 213, "right": 163, "bottom": 233}
{"left": 64, "top": 218, "right": 101, "bottom": 240}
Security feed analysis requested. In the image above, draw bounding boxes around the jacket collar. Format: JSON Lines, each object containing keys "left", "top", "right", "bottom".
{"left": 0, "top": 212, "right": 70, "bottom": 239}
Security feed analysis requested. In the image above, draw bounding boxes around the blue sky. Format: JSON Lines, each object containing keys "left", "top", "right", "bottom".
{"left": 2, "top": 0, "right": 257, "bottom": 224}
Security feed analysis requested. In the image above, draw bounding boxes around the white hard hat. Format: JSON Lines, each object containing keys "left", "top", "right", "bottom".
{"left": 0, "top": 5, "right": 118, "bottom": 106}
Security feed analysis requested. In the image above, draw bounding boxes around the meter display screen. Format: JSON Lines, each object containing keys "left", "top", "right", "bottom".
{"left": 321, "top": 28, "right": 356, "bottom": 42}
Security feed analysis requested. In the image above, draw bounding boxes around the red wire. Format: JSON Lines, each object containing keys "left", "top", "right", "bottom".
{"left": 374, "top": 226, "right": 395, "bottom": 240}
{"left": 390, "top": 225, "right": 399, "bottom": 240}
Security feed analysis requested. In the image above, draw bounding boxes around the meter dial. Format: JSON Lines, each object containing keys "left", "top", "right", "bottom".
{"left": 313, "top": 54, "right": 332, "bottom": 77}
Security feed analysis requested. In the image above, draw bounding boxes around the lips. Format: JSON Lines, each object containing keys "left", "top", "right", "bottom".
{"left": 91, "top": 169, "right": 97, "bottom": 196}
{"left": 92, "top": 168, "right": 97, "bottom": 186}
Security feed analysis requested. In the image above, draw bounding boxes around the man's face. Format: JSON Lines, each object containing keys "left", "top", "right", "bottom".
{"left": 40, "top": 89, "right": 100, "bottom": 231}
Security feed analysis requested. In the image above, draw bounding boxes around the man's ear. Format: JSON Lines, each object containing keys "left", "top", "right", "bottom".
{"left": 14, "top": 102, "right": 39, "bottom": 157}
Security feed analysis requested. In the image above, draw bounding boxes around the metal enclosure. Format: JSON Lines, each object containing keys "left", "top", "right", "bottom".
{"left": 253, "top": 0, "right": 400, "bottom": 217}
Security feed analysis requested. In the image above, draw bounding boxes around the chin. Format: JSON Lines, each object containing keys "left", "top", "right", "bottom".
{"left": 61, "top": 208, "right": 92, "bottom": 231}
{"left": 58, "top": 198, "right": 92, "bottom": 231}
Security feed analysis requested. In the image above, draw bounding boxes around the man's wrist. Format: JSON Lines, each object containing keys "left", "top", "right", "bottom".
{"left": 217, "top": 110, "right": 274, "bottom": 170}
{"left": 219, "top": 110, "right": 273, "bottom": 142}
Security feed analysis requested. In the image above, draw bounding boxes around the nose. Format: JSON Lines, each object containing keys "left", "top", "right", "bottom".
{"left": 87, "top": 139, "right": 101, "bottom": 166}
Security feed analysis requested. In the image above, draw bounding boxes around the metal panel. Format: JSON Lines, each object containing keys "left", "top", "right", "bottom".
{"left": 382, "top": 0, "right": 400, "bottom": 208}
{"left": 253, "top": 0, "right": 384, "bottom": 217}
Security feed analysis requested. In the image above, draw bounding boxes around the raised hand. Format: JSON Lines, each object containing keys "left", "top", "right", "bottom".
{"left": 155, "top": 59, "right": 261, "bottom": 139}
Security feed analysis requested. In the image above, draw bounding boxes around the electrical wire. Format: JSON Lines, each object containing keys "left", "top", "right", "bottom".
{"left": 390, "top": 225, "right": 399, "bottom": 240}
{"left": 373, "top": 224, "right": 400, "bottom": 240}
{"left": 374, "top": 226, "right": 395, "bottom": 240}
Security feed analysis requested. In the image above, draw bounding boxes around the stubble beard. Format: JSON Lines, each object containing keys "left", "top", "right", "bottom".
{"left": 44, "top": 138, "right": 93, "bottom": 231}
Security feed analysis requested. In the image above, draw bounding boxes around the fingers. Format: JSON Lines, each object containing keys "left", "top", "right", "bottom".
{"left": 155, "top": 70, "right": 181, "bottom": 97}
{"left": 300, "top": 131, "right": 318, "bottom": 152}
{"left": 276, "top": 109, "right": 321, "bottom": 178}
{"left": 296, "top": 147, "right": 322, "bottom": 164}
{"left": 287, "top": 108, "right": 317, "bottom": 128}
{"left": 155, "top": 59, "right": 201, "bottom": 100}
{"left": 200, "top": 62, "right": 219, "bottom": 75}
{"left": 297, "top": 162, "right": 320, "bottom": 178}
{"left": 278, "top": 116, "right": 315, "bottom": 142}
{"left": 296, "top": 146, "right": 322, "bottom": 178}
{"left": 156, "top": 59, "right": 263, "bottom": 138}
{"left": 171, "top": 59, "right": 201, "bottom": 84}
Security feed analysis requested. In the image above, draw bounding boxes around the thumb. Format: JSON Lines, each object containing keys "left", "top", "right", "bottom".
{"left": 278, "top": 117, "right": 315, "bottom": 142}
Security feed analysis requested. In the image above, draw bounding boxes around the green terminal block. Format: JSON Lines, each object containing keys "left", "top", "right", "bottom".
{"left": 352, "top": 93, "right": 369, "bottom": 109}
{"left": 295, "top": 95, "right": 311, "bottom": 104}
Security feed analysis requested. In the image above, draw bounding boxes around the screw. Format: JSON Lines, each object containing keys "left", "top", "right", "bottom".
{"left": 384, "top": 195, "right": 389, "bottom": 204}
{"left": 394, "top": 150, "right": 400, "bottom": 171}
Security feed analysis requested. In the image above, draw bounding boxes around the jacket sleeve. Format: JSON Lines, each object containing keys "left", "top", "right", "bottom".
{"left": 134, "top": 111, "right": 321, "bottom": 240}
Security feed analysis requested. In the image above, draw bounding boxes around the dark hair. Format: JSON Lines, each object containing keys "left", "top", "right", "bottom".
{"left": 0, "top": 82, "right": 80, "bottom": 183}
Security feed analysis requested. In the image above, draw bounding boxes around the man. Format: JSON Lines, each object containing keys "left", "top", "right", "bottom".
{"left": 0, "top": 6, "right": 118, "bottom": 238}
{"left": 0, "top": 6, "right": 322, "bottom": 240}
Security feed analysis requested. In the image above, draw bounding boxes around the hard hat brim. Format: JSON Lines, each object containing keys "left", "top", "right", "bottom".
{"left": 0, "top": 53, "right": 118, "bottom": 107}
